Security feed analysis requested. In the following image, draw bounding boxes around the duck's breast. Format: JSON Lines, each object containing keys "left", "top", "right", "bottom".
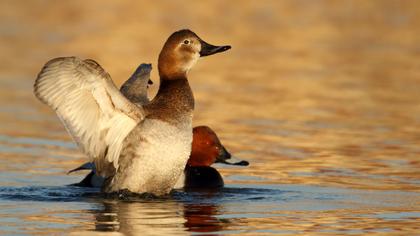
{"left": 109, "top": 117, "right": 192, "bottom": 194}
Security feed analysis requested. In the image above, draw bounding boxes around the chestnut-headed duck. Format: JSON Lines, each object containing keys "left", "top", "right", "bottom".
{"left": 71, "top": 126, "right": 248, "bottom": 188}
{"left": 174, "top": 126, "right": 249, "bottom": 189}
{"left": 34, "top": 29, "right": 231, "bottom": 196}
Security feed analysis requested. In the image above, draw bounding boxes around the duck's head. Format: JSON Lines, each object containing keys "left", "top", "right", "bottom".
{"left": 133, "top": 63, "right": 154, "bottom": 87}
{"left": 188, "top": 126, "right": 249, "bottom": 167}
{"left": 158, "top": 29, "right": 231, "bottom": 79}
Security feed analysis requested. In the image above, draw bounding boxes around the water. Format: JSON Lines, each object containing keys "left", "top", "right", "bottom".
{"left": 0, "top": 184, "right": 417, "bottom": 235}
{"left": 1, "top": 0, "right": 420, "bottom": 235}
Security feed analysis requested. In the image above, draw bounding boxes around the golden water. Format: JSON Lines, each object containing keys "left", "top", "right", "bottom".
{"left": 0, "top": 1, "right": 419, "bottom": 235}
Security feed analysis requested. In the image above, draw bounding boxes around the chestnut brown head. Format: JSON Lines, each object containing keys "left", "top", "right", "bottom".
{"left": 158, "top": 29, "right": 231, "bottom": 79}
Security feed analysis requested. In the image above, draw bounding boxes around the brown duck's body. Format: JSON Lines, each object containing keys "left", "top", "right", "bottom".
{"left": 36, "top": 29, "right": 231, "bottom": 195}
{"left": 69, "top": 63, "right": 249, "bottom": 190}
{"left": 72, "top": 126, "right": 249, "bottom": 189}
{"left": 182, "top": 166, "right": 224, "bottom": 188}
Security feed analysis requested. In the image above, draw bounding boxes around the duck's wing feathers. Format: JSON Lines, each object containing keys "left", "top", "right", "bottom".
{"left": 34, "top": 57, "right": 145, "bottom": 177}
{"left": 67, "top": 162, "right": 95, "bottom": 174}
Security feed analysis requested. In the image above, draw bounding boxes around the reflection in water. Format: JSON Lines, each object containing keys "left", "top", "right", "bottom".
{"left": 184, "top": 204, "right": 223, "bottom": 233}
{"left": 0, "top": 185, "right": 419, "bottom": 235}
{"left": 92, "top": 200, "right": 187, "bottom": 235}
{"left": 182, "top": 190, "right": 227, "bottom": 234}
{"left": 90, "top": 190, "right": 229, "bottom": 235}
{"left": 93, "top": 202, "right": 226, "bottom": 235}
{"left": 0, "top": 186, "right": 231, "bottom": 235}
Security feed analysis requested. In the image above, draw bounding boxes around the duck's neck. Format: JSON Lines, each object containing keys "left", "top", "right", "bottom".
{"left": 145, "top": 77, "right": 194, "bottom": 124}
{"left": 158, "top": 49, "right": 187, "bottom": 80}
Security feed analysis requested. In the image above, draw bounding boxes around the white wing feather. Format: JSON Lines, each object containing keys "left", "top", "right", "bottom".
{"left": 34, "top": 57, "right": 144, "bottom": 176}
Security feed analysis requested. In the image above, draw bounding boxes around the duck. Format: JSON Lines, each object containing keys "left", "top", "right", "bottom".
{"left": 69, "top": 63, "right": 248, "bottom": 189}
{"left": 119, "top": 63, "right": 153, "bottom": 105}
{"left": 174, "top": 126, "right": 249, "bottom": 189}
{"left": 34, "top": 29, "right": 231, "bottom": 196}
{"left": 71, "top": 126, "right": 249, "bottom": 188}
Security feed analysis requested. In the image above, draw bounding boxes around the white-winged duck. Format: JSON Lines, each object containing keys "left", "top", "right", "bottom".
{"left": 34, "top": 29, "right": 231, "bottom": 196}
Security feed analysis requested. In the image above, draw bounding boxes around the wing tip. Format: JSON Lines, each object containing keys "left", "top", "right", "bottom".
{"left": 33, "top": 56, "right": 79, "bottom": 102}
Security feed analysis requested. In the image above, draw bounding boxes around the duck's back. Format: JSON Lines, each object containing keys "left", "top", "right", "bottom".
{"left": 180, "top": 166, "right": 224, "bottom": 189}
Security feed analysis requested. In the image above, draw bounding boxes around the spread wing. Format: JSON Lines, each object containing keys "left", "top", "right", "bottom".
{"left": 34, "top": 57, "right": 145, "bottom": 177}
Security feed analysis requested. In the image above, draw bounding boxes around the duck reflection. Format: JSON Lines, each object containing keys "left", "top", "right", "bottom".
{"left": 92, "top": 199, "right": 186, "bottom": 235}
{"left": 183, "top": 190, "right": 229, "bottom": 235}
{"left": 90, "top": 191, "right": 228, "bottom": 235}
{"left": 183, "top": 203, "right": 224, "bottom": 234}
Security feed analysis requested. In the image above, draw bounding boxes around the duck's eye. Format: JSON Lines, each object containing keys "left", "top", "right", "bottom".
{"left": 183, "top": 39, "right": 190, "bottom": 45}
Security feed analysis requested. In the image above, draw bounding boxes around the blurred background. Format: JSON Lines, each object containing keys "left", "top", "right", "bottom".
{"left": 0, "top": 0, "right": 419, "bottom": 235}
